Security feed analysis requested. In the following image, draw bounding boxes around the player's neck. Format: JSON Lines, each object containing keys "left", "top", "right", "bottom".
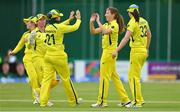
{"left": 108, "top": 18, "right": 114, "bottom": 23}
{"left": 38, "top": 26, "right": 45, "bottom": 32}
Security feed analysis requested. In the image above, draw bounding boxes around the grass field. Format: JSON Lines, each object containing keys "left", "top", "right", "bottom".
{"left": 0, "top": 82, "right": 180, "bottom": 111}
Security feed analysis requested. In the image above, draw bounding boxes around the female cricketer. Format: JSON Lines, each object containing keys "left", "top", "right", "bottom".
{"left": 9, "top": 16, "right": 40, "bottom": 104}
{"left": 112, "top": 4, "right": 152, "bottom": 107}
{"left": 39, "top": 9, "right": 82, "bottom": 107}
{"left": 29, "top": 13, "right": 75, "bottom": 106}
{"left": 90, "top": 7, "right": 131, "bottom": 108}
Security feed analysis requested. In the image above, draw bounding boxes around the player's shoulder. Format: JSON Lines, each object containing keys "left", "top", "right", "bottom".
{"left": 110, "top": 20, "right": 118, "bottom": 30}
{"left": 128, "top": 17, "right": 135, "bottom": 25}
{"left": 46, "top": 23, "right": 58, "bottom": 30}
{"left": 21, "top": 30, "right": 30, "bottom": 39}
{"left": 140, "top": 17, "right": 149, "bottom": 24}
{"left": 23, "top": 30, "right": 30, "bottom": 35}
{"left": 103, "top": 23, "right": 108, "bottom": 26}
{"left": 22, "top": 30, "right": 30, "bottom": 37}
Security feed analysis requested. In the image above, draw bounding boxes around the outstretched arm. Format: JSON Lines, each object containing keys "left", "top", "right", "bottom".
{"left": 60, "top": 10, "right": 81, "bottom": 33}
{"left": 11, "top": 33, "right": 26, "bottom": 54}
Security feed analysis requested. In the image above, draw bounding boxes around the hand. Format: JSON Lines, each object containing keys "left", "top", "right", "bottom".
{"left": 95, "top": 13, "right": 100, "bottom": 22}
{"left": 69, "top": 11, "right": 75, "bottom": 21}
{"left": 29, "top": 30, "right": 36, "bottom": 45}
{"left": 30, "top": 30, "right": 37, "bottom": 38}
{"left": 146, "top": 49, "right": 149, "bottom": 58}
{"left": 90, "top": 13, "right": 96, "bottom": 22}
{"left": 112, "top": 50, "right": 118, "bottom": 59}
{"left": 8, "top": 50, "right": 14, "bottom": 56}
{"left": 75, "top": 10, "right": 81, "bottom": 19}
{"left": 24, "top": 38, "right": 28, "bottom": 43}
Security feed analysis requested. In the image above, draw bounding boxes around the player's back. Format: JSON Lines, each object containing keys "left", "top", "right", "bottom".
{"left": 45, "top": 23, "right": 66, "bottom": 56}
{"left": 128, "top": 17, "right": 149, "bottom": 49}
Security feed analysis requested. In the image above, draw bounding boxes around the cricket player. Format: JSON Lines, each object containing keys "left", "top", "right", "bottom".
{"left": 9, "top": 16, "right": 40, "bottom": 104}
{"left": 28, "top": 14, "right": 60, "bottom": 106}
{"left": 40, "top": 9, "right": 82, "bottom": 107}
{"left": 112, "top": 4, "right": 152, "bottom": 107}
{"left": 90, "top": 7, "right": 131, "bottom": 108}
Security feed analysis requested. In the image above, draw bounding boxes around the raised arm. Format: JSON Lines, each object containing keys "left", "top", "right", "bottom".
{"left": 89, "top": 13, "right": 102, "bottom": 35}
{"left": 61, "top": 11, "right": 75, "bottom": 25}
{"left": 59, "top": 10, "right": 81, "bottom": 33}
{"left": 96, "top": 13, "right": 112, "bottom": 34}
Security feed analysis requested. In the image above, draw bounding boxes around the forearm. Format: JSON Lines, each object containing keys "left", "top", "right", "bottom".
{"left": 116, "top": 31, "right": 131, "bottom": 52}
{"left": 146, "top": 37, "right": 151, "bottom": 50}
{"left": 90, "top": 21, "right": 95, "bottom": 34}
{"left": 65, "top": 19, "right": 81, "bottom": 33}
{"left": 97, "top": 21, "right": 105, "bottom": 33}
{"left": 61, "top": 19, "right": 70, "bottom": 25}
{"left": 116, "top": 37, "right": 129, "bottom": 52}
{"left": 12, "top": 38, "right": 24, "bottom": 54}
{"left": 146, "top": 30, "right": 152, "bottom": 50}
{"left": 12, "top": 43, "right": 24, "bottom": 54}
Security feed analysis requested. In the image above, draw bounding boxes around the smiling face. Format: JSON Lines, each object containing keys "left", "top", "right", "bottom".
{"left": 105, "top": 9, "right": 115, "bottom": 22}
{"left": 128, "top": 12, "right": 132, "bottom": 18}
{"left": 26, "top": 21, "right": 36, "bottom": 30}
{"left": 37, "top": 17, "right": 46, "bottom": 28}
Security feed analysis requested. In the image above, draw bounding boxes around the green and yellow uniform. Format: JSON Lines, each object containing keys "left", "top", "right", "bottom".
{"left": 40, "top": 18, "right": 81, "bottom": 106}
{"left": 12, "top": 31, "right": 40, "bottom": 101}
{"left": 127, "top": 17, "right": 149, "bottom": 105}
{"left": 96, "top": 20, "right": 130, "bottom": 105}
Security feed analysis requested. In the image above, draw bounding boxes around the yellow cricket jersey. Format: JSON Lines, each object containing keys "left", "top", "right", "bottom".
{"left": 32, "top": 28, "right": 47, "bottom": 58}
{"left": 61, "top": 19, "right": 71, "bottom": 25}
{"left": 45, "top": 19, "right": 81, "bottom": 56}
{"left": 127, "top": 17, "right": 150, "bottom": 49}
{"left": 12, "top": 31, "right": 33, "bottom": 54}
{"left": 102, "top": 20, "right": 119, "bottom": 52}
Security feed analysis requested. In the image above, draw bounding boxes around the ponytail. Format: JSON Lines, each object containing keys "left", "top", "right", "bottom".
{"left": 131, "top": 9, "right": 139, "bottom": 22}
{"left": 116, "top": 14, "right": 125, "bottom": 34}
{"left": 107, "top": 7, "right": 125, "bottom": 34}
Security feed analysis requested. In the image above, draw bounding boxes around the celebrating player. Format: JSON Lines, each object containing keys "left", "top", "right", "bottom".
{"left": 90, "top": 7, "right": 131, "bottom": 108}
{"left": 9, "top": 16, "right": 40, "bottom": 104}
{"left": 40, "top": 9, "right": 82, "bottom": 107}
{"left": 112, "top": 4, "right": 152, "bottom": 107}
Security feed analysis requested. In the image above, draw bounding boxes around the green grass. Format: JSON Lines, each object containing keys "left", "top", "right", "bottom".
{"left": 0, "top": 82, "right": 180, "bottom": 111}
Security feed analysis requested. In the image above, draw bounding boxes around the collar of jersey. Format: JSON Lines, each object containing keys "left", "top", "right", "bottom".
{"left": 108, "top": 20, "right": 116, "bottom": 25}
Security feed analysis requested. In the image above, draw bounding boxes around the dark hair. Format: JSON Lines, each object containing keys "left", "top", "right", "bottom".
{"left": 130, "top": 9, "right": 139, "bottom": 22}
{"left": 48, "top": 18, "right": 60, "bottom": 24}
{"left": 107, "top": 7, "right": 125, "bottom": 34}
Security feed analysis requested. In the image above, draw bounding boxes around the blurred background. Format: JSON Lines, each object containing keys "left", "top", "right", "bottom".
{"left": 0, "top": 0, "right": 180, "bottom": 83}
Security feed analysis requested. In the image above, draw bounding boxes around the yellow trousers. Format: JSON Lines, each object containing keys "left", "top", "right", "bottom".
{"left": 32, "top": 56, "right": 59, "bottom": 95}
{"left": 97, "top": 50, "right": 130, "bottom": 105}
{"left": 40, "top": 52, "right": 78, "bottom": 106}
{"left": 23, "top": 53, "right": 40, "bottom": 100}
{"left": 32, "top": 56, "right": 44, "bottom": 85}
{"left": 128, "top": 48, "right": 147, "bottom": 105}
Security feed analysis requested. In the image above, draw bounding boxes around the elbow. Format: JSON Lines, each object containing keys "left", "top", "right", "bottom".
{"left": 71, "top": 26, "right": 80, "bottom": 32}
{"left": 147, "top": 34, "right": 152, "bottom": 40}
{"left": 90, "top": 30, "right": 96, "bottom": 35}
{"left": 147, "top": 30, "right": 152, "bottom": 39}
